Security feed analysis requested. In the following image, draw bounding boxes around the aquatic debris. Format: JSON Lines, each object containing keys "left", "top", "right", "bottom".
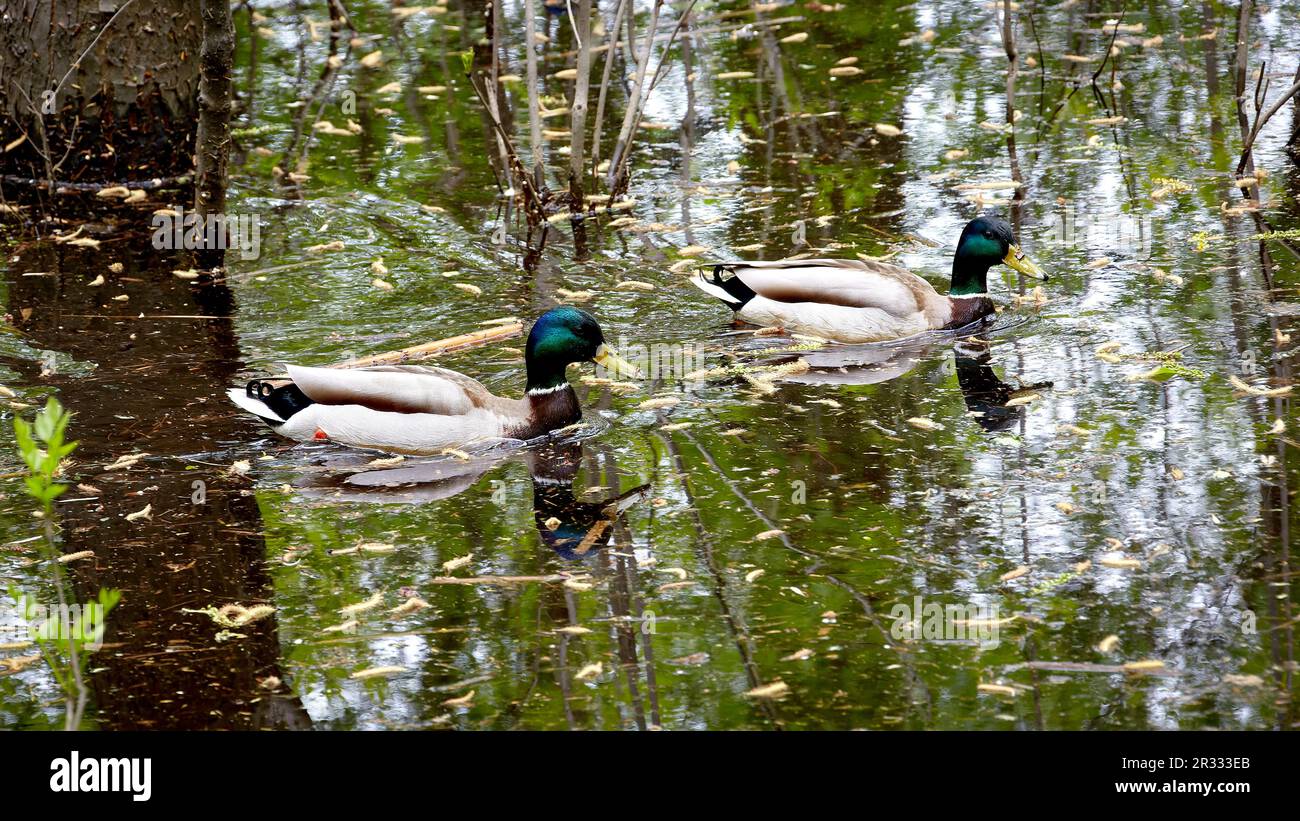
{"left": 564, "top": 578, "right": 593, "bottom": 592}
{"left": 322, "top": 619, "right": 358, "bottom": 633}
{"left": 441, "top": 448, "right": 472, "bottom": 461}
{"left": 1150, "top": 176, "right": 1192, "bottom": 199}
{"left": 638, "top": 397, "right": 679, "bottom": 410}
{"left": 1227, "top": 375, "right": 1291, "bottom": 397}
{"left": 388, "top": 597, "right": 429, "bottom": 616}
{"left": 1003, "top": 393, "right": 1039, "bottom": 408}
{"left": 999, "top": 565, "right": 1030, "bottom": 582}
{"left": 340, "top": 591, "right": 384, "bottom": 616}
{"left": 954, "top": 179, "right": 1022, "bottom": 191}
{"left": 554, "top": 287, "right": 594, "bottom": 301}
{"left": 685, "top": 359, "right": 810, "bottom": 384}
{"left": 184, "top": 603, "right": 277, "bottom": 628}
{"left": 906, "top": 417, "right": 944, "bottom": 432}
{"left": 368, "top": 455, "right": 405, "bottom": 468}
{"left": 1122, "top": 660, "right": 1166, "bottom": 674}
{"left": 744, "top": 680, "right": 789, "bottom": 699}
{"left": 228, "top": 459, "right": 251, "bottom": 476}
{"left": 977, "top": 683, "right": 1017, "bottom": 697}
{"left": 2, "top": 655, "right": 42, "bottom": 674}
{"left": 103, "top": 452, "right": 148, "bottom": 471}
{"left": 125, "top": 504, "right": 152, "bottom": 522}
{"left": 574, "top": 662, "right": 603, "bottom": 681}
{"left": 1097, "top": 635, "right": 1121, "bottom": 654}
{"left": 1125, "top": 363, "right": 1207, "bottom": 382}
{"left": 427, "top": 574, "right": 564, "bottom": 586}
{"left": 442, "top": 555, "right": 472, "bottom": 574}
{"left": 350, "top": 666, "right": 406, "bottom": 680}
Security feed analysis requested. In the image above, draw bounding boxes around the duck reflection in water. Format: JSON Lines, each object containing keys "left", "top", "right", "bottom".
{"left": 528, "top": 443, "right": 649, "bottom": 560}
{"left": 293, "top": 441, "right": 647, "bottom": 559}
{"left": 953, "top": 341, "right": 1053, "bottom": 432}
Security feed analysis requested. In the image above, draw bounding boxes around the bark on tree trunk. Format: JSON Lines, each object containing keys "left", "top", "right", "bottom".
{"left": 194, "top": 0, "right": 234, "bottom": 268}
{"left": 0, "top": 0, "right": 202, "bottom": 191}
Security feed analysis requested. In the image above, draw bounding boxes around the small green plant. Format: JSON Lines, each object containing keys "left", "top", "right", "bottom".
{"left": 15, "top": 397, "right": 78, "bottom": 515}
{"left": 11, "top": 397, "right": 119, "bottom": 730}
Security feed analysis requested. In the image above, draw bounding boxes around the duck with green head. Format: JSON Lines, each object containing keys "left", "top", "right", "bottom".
{"left": 692, "top": 215, "right": 1046, "bottom": 343}
{"left": 229, "top": 306, "right": 637, "bottom": 454}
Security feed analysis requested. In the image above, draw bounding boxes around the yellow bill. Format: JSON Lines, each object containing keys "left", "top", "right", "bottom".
{"left": 1004, "top": 245, "right": 1047, "bottom": 280}
{"left": 593, "top": 343, "right": 642, "bottom": 378}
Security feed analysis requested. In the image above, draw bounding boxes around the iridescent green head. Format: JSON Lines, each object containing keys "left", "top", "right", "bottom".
{"left": 951, "top": 215, "right": 1046, "bottom": 296}
{"left": 525, "top": 307, "right": 637, "bottom": 393}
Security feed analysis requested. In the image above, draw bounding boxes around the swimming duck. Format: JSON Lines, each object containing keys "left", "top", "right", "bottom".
{"left": 691, "top": 215, "right": 1046, "bottom": 343}
{"left": 228, "top": 306, "right": 636, "bottom": 455}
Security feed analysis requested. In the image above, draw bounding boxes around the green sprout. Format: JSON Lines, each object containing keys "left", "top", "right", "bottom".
{"left": 11, "top": 397, "right": 119, "bottom": 730}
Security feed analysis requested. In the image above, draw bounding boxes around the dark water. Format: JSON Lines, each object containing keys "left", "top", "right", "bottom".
{"left": 1, "top": 0, "right": 1297, "bottom": 729}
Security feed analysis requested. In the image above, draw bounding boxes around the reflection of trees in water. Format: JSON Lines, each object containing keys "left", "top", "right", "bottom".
{"left": 4, "top": 237, "right": 309, "bottom": 730}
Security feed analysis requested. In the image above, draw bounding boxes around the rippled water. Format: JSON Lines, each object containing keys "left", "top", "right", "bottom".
{"left": 2, "top": 0, "right": 1297, "bottom": 730}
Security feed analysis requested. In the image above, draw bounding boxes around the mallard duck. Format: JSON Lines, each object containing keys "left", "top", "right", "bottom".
{"left": 228, "top": 306, "right": 636, "bottom": 455}
{"left": 691, "top": 215, "right": 1046, "bottom": 343}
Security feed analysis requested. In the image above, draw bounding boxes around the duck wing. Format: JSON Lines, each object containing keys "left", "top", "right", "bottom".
{"left": 285, "top": 364, "right": 498, "bottom": 415}
{"left": 717, "top": 259, "right": 939, "bottom": 318}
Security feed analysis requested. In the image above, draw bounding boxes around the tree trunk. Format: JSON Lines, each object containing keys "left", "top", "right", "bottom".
{"left": 0, "top": 0, "right": 202, "bottom": 192}
{"left": 194, "top": 0, "right": 234, "bottom": 269}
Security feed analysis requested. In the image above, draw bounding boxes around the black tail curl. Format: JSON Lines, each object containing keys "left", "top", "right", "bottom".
{"left": 708, "top": 265, "right": 757, "bottom": 310}
{"left": 246, "top": 379, "right": 315, "bottom": 422}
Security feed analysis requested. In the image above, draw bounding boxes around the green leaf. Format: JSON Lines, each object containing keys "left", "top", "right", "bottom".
{"left": 23, "top": 475, "right": 46, "bottom": 501}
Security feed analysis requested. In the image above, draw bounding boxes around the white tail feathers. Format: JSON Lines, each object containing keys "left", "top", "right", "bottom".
{"left": 691, "top": 270, "right": 742, "bottom": 305}
{"left": 228, "top": 387, "right": 285, "bottom": 423}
